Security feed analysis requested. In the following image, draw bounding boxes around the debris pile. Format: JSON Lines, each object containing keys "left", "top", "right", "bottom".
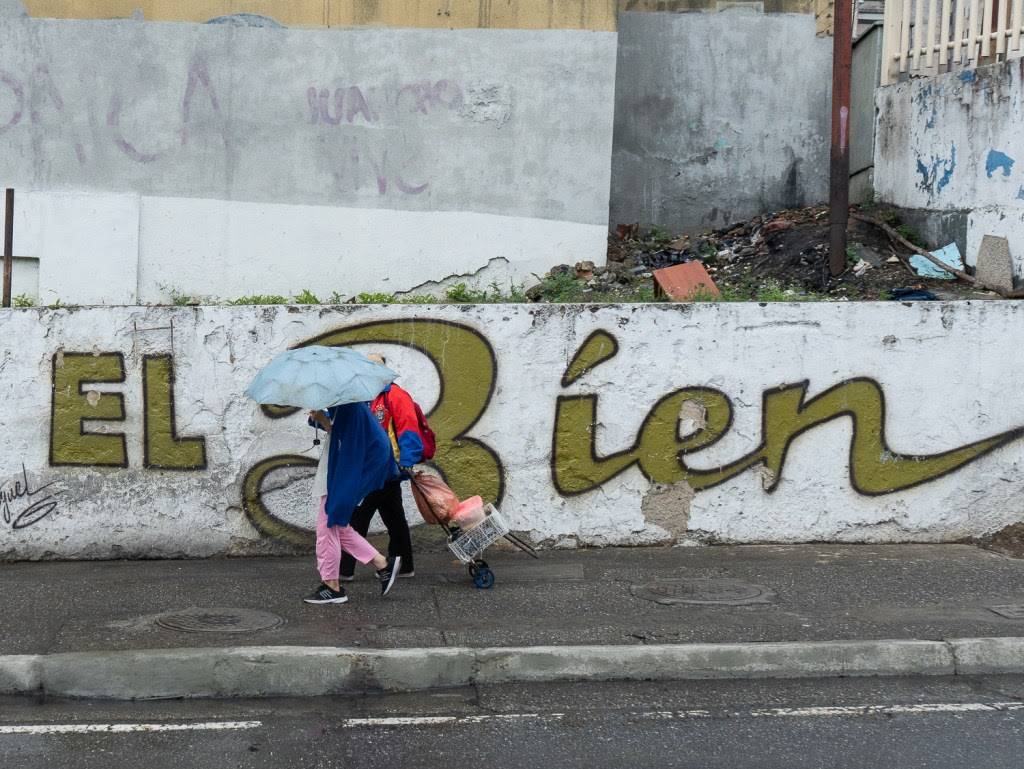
{"left": 528, "top": 204, "right": 1012, "bottom": 303}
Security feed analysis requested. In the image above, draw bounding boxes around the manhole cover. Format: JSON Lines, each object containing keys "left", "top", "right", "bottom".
{"left": 988, "top": 604, "right": 1024, "bottom": 619}
{"left": 632, "top": 579, "right": 775, "bottom": 606}
{"left": 155, "top": 607, "right": 283, "bottom": 633}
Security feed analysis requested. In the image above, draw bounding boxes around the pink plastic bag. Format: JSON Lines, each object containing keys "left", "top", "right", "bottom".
{"left": 410, "top": 472, "right": 459, "bottom": 525}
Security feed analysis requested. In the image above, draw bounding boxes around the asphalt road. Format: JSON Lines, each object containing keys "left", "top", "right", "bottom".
{"left": 1, "top": 675, "right": 1023, "bottom": 768}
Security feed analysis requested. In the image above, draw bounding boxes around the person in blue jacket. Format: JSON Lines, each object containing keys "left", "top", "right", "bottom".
{"left": 303, "top": 401, "right": 402, "bottom": 604}
{"left": 339, "top": 353, "right": 421, "bottom": 581}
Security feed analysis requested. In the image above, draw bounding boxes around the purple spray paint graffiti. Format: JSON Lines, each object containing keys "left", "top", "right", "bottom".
{"left": 181, "top": 55, "right": 230, "bottom": 150}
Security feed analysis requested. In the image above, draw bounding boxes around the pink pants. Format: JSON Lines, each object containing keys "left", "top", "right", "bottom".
{"left": 315, "top": 496, "right": 380, "bottom": 581}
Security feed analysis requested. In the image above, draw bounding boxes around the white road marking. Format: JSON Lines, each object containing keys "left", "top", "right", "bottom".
{"left": 344, "top": 702, "right": 1024, "bottom": 728}
{"left": 743, "top": 702, "right": 1024, "bottom": 718}
{"left": 344, "top": 713, "right": 564, "bottom": 727}
{"left": 0, "top": 721, "right": 262, "bottom": 735}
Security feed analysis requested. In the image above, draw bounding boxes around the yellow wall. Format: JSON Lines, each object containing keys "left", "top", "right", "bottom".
{"left": 22, "top": 0, "right": 619, "bottom": 29}
{"left": 23, "top": 1, "right": 328, "bottom": 26}
{"left": 22, "top": 0, "right": 818, "bottom": 28}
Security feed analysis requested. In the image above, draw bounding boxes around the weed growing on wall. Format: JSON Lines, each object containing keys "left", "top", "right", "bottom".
{"left": 12, "top": 294, "right": 35, "bottom": 307}
{"left": 228, "top": 294, "right": 288, "bottom": 305}
{"left": 896, "top": 224, "right": 927, "bottom": 248}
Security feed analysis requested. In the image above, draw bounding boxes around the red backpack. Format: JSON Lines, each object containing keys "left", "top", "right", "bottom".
{"left": 384, "top": 390, "right": 437, "bottom": 461}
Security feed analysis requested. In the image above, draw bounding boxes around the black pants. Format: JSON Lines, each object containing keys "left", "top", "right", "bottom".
{"left": 340, "top": 479, "right": 413, "bottom": 577}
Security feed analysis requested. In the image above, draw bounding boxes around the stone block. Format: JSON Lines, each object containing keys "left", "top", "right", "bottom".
{"left": 975, "top": 235, "right": 1014, "bottom": 292}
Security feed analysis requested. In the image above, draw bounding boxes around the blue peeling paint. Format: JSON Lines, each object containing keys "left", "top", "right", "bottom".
{"left": 913, "top": 84, "right": 939, "bottom": 129}
{"left": 713, "top": 137, "right": 729, "bottom": 152}
{"left": 958, "top": 70, "right": 975, "bottom": 82}
{"left": 1017, "top": 186, "right": 1024, "bottom": 200}
{"left": 986, "top": 150, "right": 1015, "bottom": 178}
{"left": 915, "top": 142, "right": 957, "bottom": 198}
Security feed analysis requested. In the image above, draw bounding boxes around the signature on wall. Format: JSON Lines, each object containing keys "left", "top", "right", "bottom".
{"left": 0, "top": 464, "right": 63, "bottom": 530}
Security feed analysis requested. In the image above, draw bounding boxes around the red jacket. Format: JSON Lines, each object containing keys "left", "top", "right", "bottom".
{"left": 370, "top": 383, "right": 424, "bottom": 470}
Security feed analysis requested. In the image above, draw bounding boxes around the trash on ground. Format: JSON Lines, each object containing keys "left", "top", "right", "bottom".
{"left": 652, "top": 261, "right": 720, "bottom": 301}
{"left": 909, "top": 243, "right": 962, "bottom": 279}
{"left": 888, "top": 287, "right": 939, "bottom": 301}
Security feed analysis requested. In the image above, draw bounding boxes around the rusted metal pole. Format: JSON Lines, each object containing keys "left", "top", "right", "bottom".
{"left": 828, "top": 0, "right": 853, "bottom": 277}
{"left": 3, "top": 188, "right": 12, "bottom": 308}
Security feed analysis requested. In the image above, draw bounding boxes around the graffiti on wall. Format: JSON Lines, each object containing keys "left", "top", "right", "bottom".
{"left": 36, "top": 319, "right": 1024, "bottom": 547}
{"left": 49, "top": 351, "right": 206, "bottom": 469}
{"left": 0, "top": 50, "right": 492, "bottom": 198}
{"left": 0, "top": 464, "right": 63, "bottom": 530}
{"left": 552, "top": 330, "right": 1024, "bottom": 496}
{"left": 241, "top": 319, "right": 501, "bottom": 546}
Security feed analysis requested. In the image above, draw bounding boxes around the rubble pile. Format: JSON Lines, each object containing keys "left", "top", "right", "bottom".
{"left": 528, "top": 204, "right": 989, "bottom": 303}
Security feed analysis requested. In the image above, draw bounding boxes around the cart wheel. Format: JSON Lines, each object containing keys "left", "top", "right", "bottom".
{"left": 473, "top": 567, "right": 495, "bottom": 589}
{"left": 467, "top": 563, "right": 479, "bottom": 579}
{"left": 475, "top": 559, "right": 489, "bottom": 570}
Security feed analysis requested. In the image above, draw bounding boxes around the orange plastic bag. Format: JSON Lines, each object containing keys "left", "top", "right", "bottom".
{"left": 410, "top": 471, "right": 459, "bottom": 525}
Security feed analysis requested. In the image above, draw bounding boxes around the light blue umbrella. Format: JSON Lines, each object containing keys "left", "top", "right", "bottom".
{"left": 244, "top": 346, "right": 398, "bottom": 411}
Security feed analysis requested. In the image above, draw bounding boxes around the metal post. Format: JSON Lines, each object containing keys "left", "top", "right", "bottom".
{"left": 828, "top": 0, "right": 853, "bottom": 277}
{"left": 3, "top": 188, "right": 12, "bottom": 308}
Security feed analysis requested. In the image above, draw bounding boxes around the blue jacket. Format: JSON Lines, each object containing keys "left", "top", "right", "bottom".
{"left": 312, "top": 402, "right": 398, "bottom": 527}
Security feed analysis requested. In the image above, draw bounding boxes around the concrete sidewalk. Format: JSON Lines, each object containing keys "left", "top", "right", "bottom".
{"left": 4, "top": 544, "right": 1024, "bottom": 698}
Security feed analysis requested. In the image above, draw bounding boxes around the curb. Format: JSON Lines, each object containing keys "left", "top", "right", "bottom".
{"left": 1, "top": 637, "right": 1022, "bottom": 700}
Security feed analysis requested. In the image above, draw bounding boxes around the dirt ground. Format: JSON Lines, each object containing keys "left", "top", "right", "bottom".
{"left": 597, "top": 203, "right": 995, "bottom": 303}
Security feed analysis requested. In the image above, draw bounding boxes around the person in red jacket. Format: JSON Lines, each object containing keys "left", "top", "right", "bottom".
{"left": 339, "top": 354, "right": 421, "bottom": 580}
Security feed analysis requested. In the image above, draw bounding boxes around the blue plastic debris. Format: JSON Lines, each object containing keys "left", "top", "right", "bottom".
{"left": 888, "top": 288, "right": 939, "bottom": 301}
{"left": 909, "top": 243, "right": 963, "bottom": 279}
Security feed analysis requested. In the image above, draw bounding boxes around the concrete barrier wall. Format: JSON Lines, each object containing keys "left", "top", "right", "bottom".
{"left": 2, "top": 301, "right": 1022, "bottom": 561}
{"left": 610, "top": 12, "right": 831, "bottom": 234}
{"left": 875, "top": 58, "right": 1024, "bottom": 277}
{"left": 0, "top": 18, "right": 615, "bottom": 303}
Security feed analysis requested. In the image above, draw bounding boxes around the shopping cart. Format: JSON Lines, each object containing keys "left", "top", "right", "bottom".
{"left": 409, "top": 475, "right": 538, "bottom": 589}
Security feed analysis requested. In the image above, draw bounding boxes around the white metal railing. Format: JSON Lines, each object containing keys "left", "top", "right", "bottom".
{"left": 881, "top": 0, "right": 1024, "bottom": 83}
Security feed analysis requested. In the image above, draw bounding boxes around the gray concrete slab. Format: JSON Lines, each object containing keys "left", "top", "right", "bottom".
{"left": 4, "top": 544, "right": 1024, "bottom": 655}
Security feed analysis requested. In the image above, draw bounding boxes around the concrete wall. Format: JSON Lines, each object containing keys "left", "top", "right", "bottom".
{"left": 875, "top": 58, "right": 1024, "bottom": 277}
{"left": 2, "top": 301, "right": 1023, "bottom": 561}
{"left": 0, "top": 17, "right": 615, "bottom": 303}
{"left": 609, "top": 12, "right": 831, "bottom": 234}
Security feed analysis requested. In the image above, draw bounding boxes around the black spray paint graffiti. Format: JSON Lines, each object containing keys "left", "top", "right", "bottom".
{"left": 0, "top": 464, "right": 64, "bottom": 530}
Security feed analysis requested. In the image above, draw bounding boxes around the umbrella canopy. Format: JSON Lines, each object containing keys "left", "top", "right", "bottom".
{"left": 244, "top": 346, "right": 399, "bottom": 411}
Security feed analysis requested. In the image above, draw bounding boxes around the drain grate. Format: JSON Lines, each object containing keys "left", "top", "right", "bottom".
{"left": 632, "top": 578, "right": 775, "bottom": 606}
{"left": 155, "top": 607, "right": 283, "bottom": 633}
{"left": 988, "top": 604, "right": 1024, "bottom": 619}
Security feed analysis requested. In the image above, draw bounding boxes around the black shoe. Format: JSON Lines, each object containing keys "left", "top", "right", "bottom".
{"left": 303, "top": 583, "right": 348, "bottom": 604}
{"left": 377, "top": 556, "right": 401, "bottom": 596}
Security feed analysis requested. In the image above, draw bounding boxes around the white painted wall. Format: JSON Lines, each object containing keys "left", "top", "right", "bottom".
{"left": 1, "top": 302, "right": 1022, "bottom": 561}
{"left": 875, "top": 59, "right": 1024, "bottom": 276}
{"left": 0, "top": 18, "right": 616, "bottom": 304}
